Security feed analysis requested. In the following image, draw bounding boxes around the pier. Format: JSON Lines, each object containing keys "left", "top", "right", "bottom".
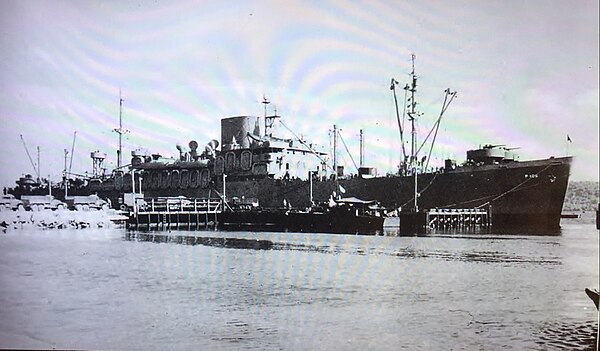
{"left": 129, "top": 196, "right": 491, "bottom": 235}
{"left": 427, "top": 208, "right": 491, "bottom": 230}
{"left": 399, "top": 207, "right": 492, "bottom": 234}
{"left": 128, "top": 197, "right": 223, "bottom": 231}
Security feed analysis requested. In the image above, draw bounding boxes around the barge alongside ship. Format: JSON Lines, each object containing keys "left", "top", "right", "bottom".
{"left": 8, "top": 58, "right": 572, "bottom": 232}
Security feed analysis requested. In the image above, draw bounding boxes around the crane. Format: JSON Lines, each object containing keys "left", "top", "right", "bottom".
{"left": 19, "top": 134, "right": 40, "bottom": 182}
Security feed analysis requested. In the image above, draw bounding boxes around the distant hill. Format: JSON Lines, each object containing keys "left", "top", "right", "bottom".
{"left": 563, "top": 181, "right": 599, "bottom": 212}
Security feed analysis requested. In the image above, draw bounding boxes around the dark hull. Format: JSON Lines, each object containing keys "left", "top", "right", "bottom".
{"left": 218, "top": 209, "right": 385, "bottom": 235}
{"left": 87, "top": 156, "right": 571, "bottom": 232}
{"left": 585, "top": 288, "right": 599, "bottom": 309}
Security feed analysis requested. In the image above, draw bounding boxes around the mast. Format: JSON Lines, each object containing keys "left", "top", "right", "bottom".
{"left": 62, "top": 131, "right": 77, "bottom": 198}
{"left": 262, "top": 95, "right": 270, "bottom": 137}
{"left": 261, "top": 95, "right": 279, "bottom": 137}
{"left": 332, "top": 124, "right": 338, "bottom": 180}
{"left": 404, "top": 54, "right": 419, "bottom": 211}
{"left": 37, "top": 146, "right": 41, "bottom": 184}
{"left": 399, "top": 54, "right": 457, "bottom": 212}
{"left": 118, "top": 92, "right": 123, "bottom": 169}
{"left": 359, "top": 129, "right": 364, "bottom": 167}
{"left": 113, "top": 91, "right": 128, "bottom": 170}
{"left": 309, "top": 170, "right": 313, "bottom": 205}
{"left": 405, "top": 54, "right": 418, "bottom": 168}
{"left": 64, "top": 149, "right": 68, "bottom": 197}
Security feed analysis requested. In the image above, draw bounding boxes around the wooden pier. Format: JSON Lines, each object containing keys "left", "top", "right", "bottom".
{"left": 427, "top": 208, "right": 491, "bottom": 230}
{"left": 128, "top": 197, "right": 223, "bottom": 231}
{"left": 399, "top": 207, "right": 492, "bottom": 234}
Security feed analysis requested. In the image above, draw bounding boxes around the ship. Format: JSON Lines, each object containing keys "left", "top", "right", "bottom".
{"left": 113, "top": 136, "right": 569, "bottom": 231}
{"left": 8, "top": 57, "right": 572, "bottom": 232}
{"left": 218, "top": 197, "right": 385, "bottom": 235}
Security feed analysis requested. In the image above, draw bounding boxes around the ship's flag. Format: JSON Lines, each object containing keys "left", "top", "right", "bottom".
{"left": 567, "top": 134, "right": 572, "bottom": 143}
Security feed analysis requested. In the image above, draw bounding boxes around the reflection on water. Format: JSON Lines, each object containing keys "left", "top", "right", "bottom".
{"left": 0, "top": 223, "right": 597, "bottom": 350}
{"left": 535, "top": 320, "right": 598, "bottom": 351}
{"left": 125, "top": 232, "right": 273, "bottom": 250}
{"left": 384, "top": 226, "right": 563, "bottom": 237}
{"left": 127, "top": 231, "right": 563, "bottom": 266}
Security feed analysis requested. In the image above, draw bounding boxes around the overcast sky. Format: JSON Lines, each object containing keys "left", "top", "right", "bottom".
{"left": 1, "top": 0, "right": 598, "bottom": 186}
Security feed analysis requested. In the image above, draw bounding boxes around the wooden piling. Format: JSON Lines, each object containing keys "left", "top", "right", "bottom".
{"left": 128, "top": 197, "right": 222, "bottom": 231}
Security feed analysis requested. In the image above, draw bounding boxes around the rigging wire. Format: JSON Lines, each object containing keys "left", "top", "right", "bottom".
{"left": 68, "top": 131, "right": 77, "bottom": 177}
{"left": 391, "top": 78, "right": 408, "bottom": 162}
{"left": 412, "top": 89, "right": 457, "bottom": 170}
{"left": 474, "top": 164, "right": 554, "bottom": 208}
{"left": 398, "top": 173, "right": 439, "bottom": 209}
{"left": 19, "top": 134, "right": 39, "bottom": 180}
{"left": 400, "top": 163, "right": 558, "bottom": 210}
{"left": 278, "top": 120, "right": 330, "bottom": 170}
{"left": 338, "top": 130, "right": 359, "bottom": 173}
{"left": 424, "top": 89, "right": 457, "bottom": 171}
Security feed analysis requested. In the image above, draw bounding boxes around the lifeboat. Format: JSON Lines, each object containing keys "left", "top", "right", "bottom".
{"left": 200, "top": 169, "right": 210, "bottom": 188}
{"left": 152, "top": 172, "right": 160, "bottom": 189}
{"left": 180, "top": 170, "right": 189, "bottom": 189}
{"left": 161, "top": 171, "right": 170, "bottom": 189}
{"left": 171, "top": 170, "right": 180, "bottom": 189}
{"left": 189, "top": 169, "right": 200, "bottom": 188}
{"left": 241, "top": 150, "right": 252, "bottom": 170}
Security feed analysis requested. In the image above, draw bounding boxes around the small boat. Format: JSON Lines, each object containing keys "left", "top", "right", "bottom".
{"left": 585, "top": 288, "right": 599, "bottom": 309}
{"left": 218, "top": 197, "right": 385, "bottom": 235}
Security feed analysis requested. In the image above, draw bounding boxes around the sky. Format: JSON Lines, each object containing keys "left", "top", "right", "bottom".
{"left": 0, "top": 0, "right": 598, "bottom": 187}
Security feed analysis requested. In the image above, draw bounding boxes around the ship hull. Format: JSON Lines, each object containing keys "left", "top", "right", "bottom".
{"left": 88, "top": 156, "right": 570, "bottom": 232}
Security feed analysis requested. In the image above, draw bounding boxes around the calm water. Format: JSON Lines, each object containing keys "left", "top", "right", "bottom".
{"left": 0, "top": 221, "right": 598, "bottom": 350}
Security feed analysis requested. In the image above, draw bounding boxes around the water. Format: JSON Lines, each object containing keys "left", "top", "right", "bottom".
{"left": 0, "top": 221, "right": 597, "bottom": 350}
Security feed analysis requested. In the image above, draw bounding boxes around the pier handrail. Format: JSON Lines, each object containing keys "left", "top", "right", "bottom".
{"left": 132, "top": 197, "right": 223, "bottom": 215}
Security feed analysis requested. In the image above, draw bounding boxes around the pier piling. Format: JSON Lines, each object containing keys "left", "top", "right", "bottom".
{"left": 127, "top": 197, "right": 223, "bottom": 231}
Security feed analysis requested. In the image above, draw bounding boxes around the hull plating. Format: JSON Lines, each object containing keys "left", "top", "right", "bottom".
{"left": 88, "top": 156, "right": 571, "bottom": 231}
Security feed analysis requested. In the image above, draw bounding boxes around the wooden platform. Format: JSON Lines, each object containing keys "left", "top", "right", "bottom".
{"left": 399, "top": 207, "right": 492, "bottom": 234}
{"left": 128, "top": 198, "right": 223, "bottom": 230}
{"left": 427, "top": 208, "right": 491, "bottom": 229}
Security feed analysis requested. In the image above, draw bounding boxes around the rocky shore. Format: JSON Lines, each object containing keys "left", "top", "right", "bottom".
{"left": 0, "top": 208, "right": 128, "bottom": 231}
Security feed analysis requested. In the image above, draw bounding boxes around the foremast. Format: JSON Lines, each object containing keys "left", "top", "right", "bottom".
{"left": 392, "top": 54, "right": 457, "bottom": 211}
{"left": 404, "top": 54, "right": 419, "bottom": 211}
